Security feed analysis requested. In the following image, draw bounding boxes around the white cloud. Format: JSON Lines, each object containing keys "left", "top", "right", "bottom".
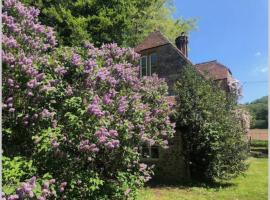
{"left": 260, "top": 67, "right": 268, "bottom": 73}
{"left": 254, "top": 52, "right": 261, "bottom": 56}
{"left": 253, "top": 65, "right": 268, "bottom": 73}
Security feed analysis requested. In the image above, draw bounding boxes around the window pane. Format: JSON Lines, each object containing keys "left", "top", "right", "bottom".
{"left": 141, "top": 144, "right": 150, "bottom": 158}
{"left": 151, "top": 53, "right": 157, "bottom": 65}
{"left": 150, "top": 145, "right": 159, "bottom": 158}
{"left": 140, "top": 57, "right": 147, "bottom": 77}
{"left": 150, "top": 53, "right": 157, "bottom": 75}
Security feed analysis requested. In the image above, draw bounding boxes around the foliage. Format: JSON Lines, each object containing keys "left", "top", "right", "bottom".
{"left": 2, "top": 156, "right": 36, "bottom": 187}
{"left": 250, "top": 140, "right": 268, "bottom": 148}
{"left": 21, "top": 0, "right": 195, "bottom": 47}
{"left": 2, "top": 1, "right": 174, "bottom": 199}
{"left": 232, "top": 107, "right": 252, "bottom": 133}
{"left": 174, "top": 66, "right": 248, "bottom": 181}
{"left": 245, "top": 96, "right": 268, "bottom": 129}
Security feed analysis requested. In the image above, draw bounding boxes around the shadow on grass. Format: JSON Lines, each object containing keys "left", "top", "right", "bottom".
{"left": 145, "top": 155, "right": 267, "bottom": 190}
{"left": 146, "top": 179, "right": 236, "bottom": 190}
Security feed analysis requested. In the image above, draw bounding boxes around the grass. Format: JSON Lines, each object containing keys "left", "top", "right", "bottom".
{"left": 250, "top": 140, "right": 268, "bottom": 148}
{"left": 138, "top": 157, "right": 268, "bottom": 200}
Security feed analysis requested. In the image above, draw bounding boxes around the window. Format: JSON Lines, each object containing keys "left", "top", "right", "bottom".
{"left": 140, "top": 56, "right": 147, "bottom": 77}
{"left": 139, "top": 53, "right": 158, "bottom": 77}
{"left": 150, "top": 53, "right": 157, "bottom": 75}
{"left": 140, "top": 143, "right": 159, "bottom": 159}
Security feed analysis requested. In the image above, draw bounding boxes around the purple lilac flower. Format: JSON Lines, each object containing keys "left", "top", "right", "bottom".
{"left": 103, "top": 93, "right": 112, "bottom": 105}
{"left": 51, "top": 139, "right": 59, "bottom": 149}
{"left": 118, "top": 96, "right": 128, "bottom": 114}
{"left": 54, "top": 66, "right": 67, "bottom": 76}
{"left": 79, "top": 140, "right": 99, "bottom": 153}
{"left": 109, "top": 130, "right": 118, "bottom": 137}
{"left": 40, "top": 109, "right": 52, "bottom": 118}
{"left": 87, "top": 96, "right": 104, "bottom": 118}
{"left": 65, "top": 85, "right": 73, "bottom": 96}
{"left": 27, "top": 79, "right": 38, "bottom": 89}
{"left": 71, "top": 53, "right": 81, "bottom": 66}
{"left": 97, "top": 68, "right": 110, "bottom": 81}
{"left": 35, "top": 73, "right": 44, "bottom": 82}
{"left": 84, "top": 59, "right": 97, "bottom": 73}
{"left": 9, "top": 108, "right": 15, "bottom": 112}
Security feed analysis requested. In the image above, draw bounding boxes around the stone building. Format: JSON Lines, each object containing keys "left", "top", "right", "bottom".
{"left": 134, "top": 30, "right": 235, "bottom": 182}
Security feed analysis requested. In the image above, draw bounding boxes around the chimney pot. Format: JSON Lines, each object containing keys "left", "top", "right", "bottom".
{"left": 175, "top": 32, "right": 188, "bottom": 57}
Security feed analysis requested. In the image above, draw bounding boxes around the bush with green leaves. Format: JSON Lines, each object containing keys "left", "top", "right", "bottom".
{"left": 174, "top": 66, "right": 248, "bottom": 181}
{"left": 2, "top": 1, "right": 174, "bottom": 199}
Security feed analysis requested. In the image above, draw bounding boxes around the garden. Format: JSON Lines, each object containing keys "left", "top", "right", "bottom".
{"left": 2, "top": 0, "right": 262, "bottom": 200}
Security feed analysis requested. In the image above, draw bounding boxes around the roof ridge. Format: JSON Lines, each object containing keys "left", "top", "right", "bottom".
{"left": 195, "top": 60, "right": 217, "bottom": 65}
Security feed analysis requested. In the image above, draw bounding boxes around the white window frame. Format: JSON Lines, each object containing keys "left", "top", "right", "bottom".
{"left": 140, "top": 56, "right": 148, "bottom": 78}
{"left": 149, "top": 53, "right": 157, "bottom": 75}
{"left": 140, "top": 144, "right": 159, "bottom": 160}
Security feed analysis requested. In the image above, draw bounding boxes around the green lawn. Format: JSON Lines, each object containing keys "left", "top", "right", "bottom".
{"left": 138, "top": 157, "right": 268, "bottom": 200}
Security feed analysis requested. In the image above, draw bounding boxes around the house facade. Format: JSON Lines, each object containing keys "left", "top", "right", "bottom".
{"left": 135, "top": 30, "right": 234, "bottom": 182}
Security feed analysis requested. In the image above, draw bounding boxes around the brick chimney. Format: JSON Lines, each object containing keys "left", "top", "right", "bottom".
{"left": 175, "top": 32, "right": 188, "bottom": 57}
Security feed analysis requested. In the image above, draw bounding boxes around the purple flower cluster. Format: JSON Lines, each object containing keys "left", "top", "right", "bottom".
{"left": 118, "top": 96, "right": 128, "bottom": 114}
{"left": 40, "top": 109, "right": 53, "bottom": 119}
{"left": 3, "top": 97, "right": 15, "bottom": 113}
{"left": 3, "top": 35, "right": 19, "bottom": 48}
{"left": 54, "top": 66, "right": 67, "bottom": 76}
{"left": 94, "top": 128, "right": 120, "bottom": 149}
{"left": 84, "top": 59, "right": 97, "bottom": 73}
{"left": 59, "top": 182, "right": 67, "bottom": 193}
{"left": 51, "top": 139, "right": 59, "bottom": 149}
{"left": 138, "top": 163, "right": 153, "bottom": 182}
{"left": 2, "top": 176, "right": 60, "bottom": 200}
{"left": 96, "top": 68, "right": 110, "bottom": 81}
{"left": 87, "top": 96, "right": 104, "bottom": 118}
{"left": 71, "top": 53, "right": 82, "bottom": 66}
{"left": 79, "top": 140, "right": 99, "bottom": 153}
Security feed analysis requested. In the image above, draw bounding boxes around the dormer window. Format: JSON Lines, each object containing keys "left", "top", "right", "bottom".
{"left": 140, "top": 53, "right": 158, "bottom": 77}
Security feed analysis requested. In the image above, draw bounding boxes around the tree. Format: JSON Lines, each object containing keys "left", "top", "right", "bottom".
{"left": 245, "top": 96, "right": 268, "bottom": 129}
{"left": 2, "top": 1, "right": 174, "bottom": 199}
{"left": 174, "top": 66, "right": 248, "bottom": 181}
{"left": 21, "top": 0, "right": 195, "bottom": 47}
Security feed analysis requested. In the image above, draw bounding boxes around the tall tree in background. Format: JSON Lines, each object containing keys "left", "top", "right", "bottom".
{"left": 22, "top": 0, "right": 195, "bottom": 47}
{"left": 245, "top": 96, "right": 268, "bottom": 129}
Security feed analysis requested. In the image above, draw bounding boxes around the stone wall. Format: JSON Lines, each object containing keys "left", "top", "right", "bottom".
{"left": 139, "top": 44, "right": 190, "bottom": 182}
{"left": 142, "top": 128, "right": 190, "bottom": 183}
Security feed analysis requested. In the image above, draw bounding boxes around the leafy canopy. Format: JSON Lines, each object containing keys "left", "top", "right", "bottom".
{"left": 174, "top": 66, "right": 248, "bottom": 181}
{"left": 21, "top": 0, "right": 195, "bottom": 47}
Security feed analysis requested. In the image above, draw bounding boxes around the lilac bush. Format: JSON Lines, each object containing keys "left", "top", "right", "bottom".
{"left": 3, "top": 1, "right": 175, "bottom": 199}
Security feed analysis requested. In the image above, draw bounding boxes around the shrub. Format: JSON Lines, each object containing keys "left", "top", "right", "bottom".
{"left": 174, "top": 66, "right": 248, "bottom": 181}
{"left": 2, "top": 1, "right": 174, "bottom": 199}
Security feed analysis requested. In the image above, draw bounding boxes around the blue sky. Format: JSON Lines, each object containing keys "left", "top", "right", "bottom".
{"left": 173, "top": 0, "right": 268, "bottom": 103}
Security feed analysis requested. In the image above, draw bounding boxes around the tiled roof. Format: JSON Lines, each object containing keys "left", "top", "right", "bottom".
{"left": 134, "top": 30, "right": 170, "bottom": 52}
{"left": 134, "top": 30, "right": 193, "bottom": 65}
{"left": 195, "top": 60, "right": 231, "bottom": 80}
{"left": 135, "top": 31, "right": 231, "bottom": 81}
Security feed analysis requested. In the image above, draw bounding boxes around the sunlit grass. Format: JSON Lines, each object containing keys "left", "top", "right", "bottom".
{"left": 138, "top": 157, "right": 268, "bottom": 200}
